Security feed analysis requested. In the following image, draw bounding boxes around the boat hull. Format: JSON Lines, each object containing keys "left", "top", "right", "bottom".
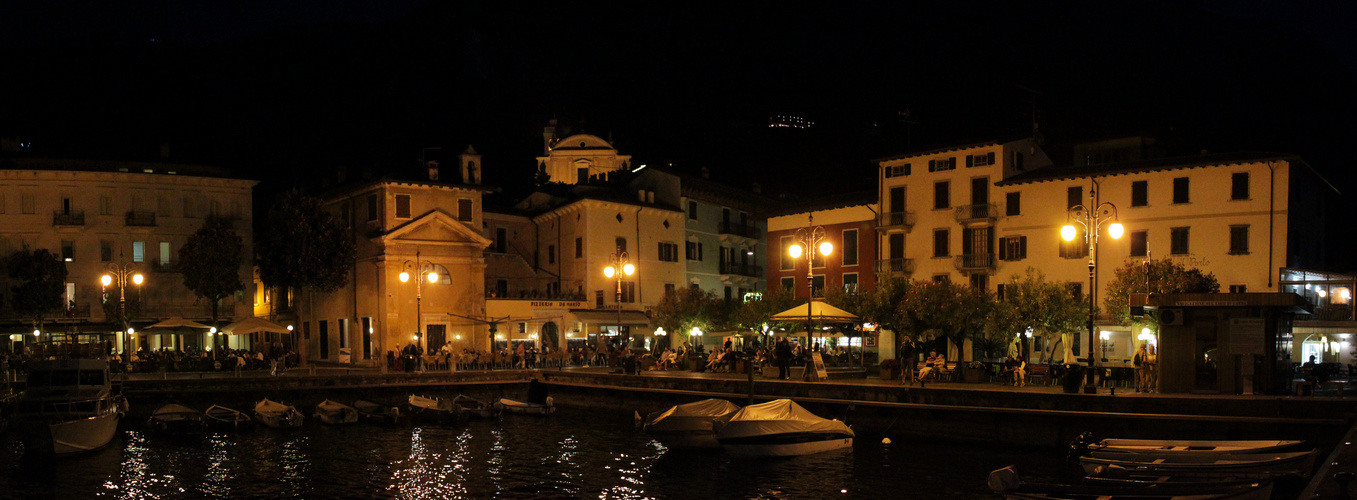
{"left": 17, "top": 411, "right": 119, "bottom": 456}
{"left": 315, "top": 409, "right": 358, "bottom": 425}
{"left": 649, "top": 430, "right": 721, "bottom": 450}
{"left": 1080, "top": 450, "right": 1319, "bottom": 480}
{"left": 1093, "top": 439, "right": 1304, "bottom": 455}
{"left": 205, "top": 406, "right": 254, "bottom": 432}
{"left": 494, "top": 398, "right": 554, "bottom": 416}
{"left": 721, "top": 436, "right": 853, "bottom": 458}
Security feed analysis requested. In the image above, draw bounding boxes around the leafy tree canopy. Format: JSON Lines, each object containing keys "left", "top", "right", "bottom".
{"left": 257, "top": 190, "right": 354, "bottom": 293}
{"left": 987, "top": 268, "right": 1087, "bottom": 360}
{"left": 900, "top": 279, "right": 993, "bottom": 351}
{"left": 651, "top": 287, "right": 725, "bottom": 345}
{"left": 179, "top": 216, "right": 245, "bottom": 323}
{"left": 7, "top": 248, "right": 68, "bottom": 326}
{"left": 1104, "top": 257, "right": 1220, "bottom": 324}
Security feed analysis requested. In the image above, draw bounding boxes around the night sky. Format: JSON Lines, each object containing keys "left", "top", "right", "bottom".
{"left": 3, "top": 1, "right": 1355, "bottom": 204}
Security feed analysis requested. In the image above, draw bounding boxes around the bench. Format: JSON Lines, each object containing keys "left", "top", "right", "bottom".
{"left": 1296, "top": 379, "right": 1348, "bottom": 396}
{"left": 1028, "top": 364, "right": 1051, "bottom": 385}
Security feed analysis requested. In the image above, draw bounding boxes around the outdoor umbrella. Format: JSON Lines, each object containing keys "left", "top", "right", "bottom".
{"left": 143, "top": 317, "right": 213, "bottom": 350}
{"left": 771, "top": 301, "right": 862, "bottom": 367}
{"left": 221, "top": 316, "right": 290, "bottom": 335}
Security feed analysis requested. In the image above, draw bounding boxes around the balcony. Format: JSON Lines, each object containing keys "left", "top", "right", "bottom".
{"left": 125, "top": 211, "right": 157, "bottom": 227}
{"left": 59, "top": 303, "right": 92, "bottom": 319}
{"left": 954, "top": 203, "right": 997, "bottom": 223}
{"left": 1305, "top": 306, "right": 1354, "bottom": 322}
{"left": 720, "top": 262, "right": 763, "bottom": 278}
{"left": 874, "top": 258, "right": 915, "bottom": 275}
{"left": 719, "top": 221, "right": 761, "bottom": 239}
{"left": 954, "top": 253, "right": 995, "bottom": 271}
{"left": 53, "top": 210, "right": 85, "bottom": 226}
{"left": 876, "top": 211, "right": 916, "bottom": 231}
{"left": 151, "top": 259, "right": 178, "bottom": 273}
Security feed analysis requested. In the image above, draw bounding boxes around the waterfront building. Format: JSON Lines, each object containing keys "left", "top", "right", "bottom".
{"left": 0, "top": 156, "right": 256, "bottom": 353}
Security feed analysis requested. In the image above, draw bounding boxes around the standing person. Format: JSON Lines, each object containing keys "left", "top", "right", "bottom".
{"left": 899, "top": 336, "right": 915, "bottom": 384}
{"left": 1145, "top": 344, "right": 1159, "bottom": 393}
{"left": 515, "top": 341, "right": 527, "bottom": 369}
{"left": 1133, "top": 343, "right": 1149, "bottom": 392}
{"left": 775, "top": 337, "right": 792, "bottom": 380}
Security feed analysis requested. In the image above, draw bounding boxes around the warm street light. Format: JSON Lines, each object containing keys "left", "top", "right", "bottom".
{"left": 101, "top": 256, "right": 144, "bottom": 351}
{"left": 400, "top": 249, "right": 439, "bottom": 361}
{"left": 604, "top": 251, "right": 635, "bottom": 343}
{"left": 1061, "top": 178, "right": 1122, "bottom": 393}
{"left": 789, "top": 213, "right": 832, "bottom": 349}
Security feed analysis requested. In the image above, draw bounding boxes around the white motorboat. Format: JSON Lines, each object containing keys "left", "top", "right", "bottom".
{"left": 14, "top": 358, "right": 125, "bottom": 456}
{"left": 1088, "top": 438, "right": 1305, "bottom": 455}
{"left": 643, "top": 399, "right": 742, "bottom": 449}
{"left": 354, "top": 399, "right": 407, "bottom": 426}
{"left": 714, "top": 399, "right": 853, "bottom": 458}
{"left": 147, "top": 403, "right": 206, "bottom": 436}
{"left": 493, "top": 397, "right": 555, "bottom": 416}
{"left": 1080, "top": 449, "right": 1320, "bottom": 480}
{"left": 408, "top": 395, "right": 460, "bottom": 423}
{"left": 204, "top": 405, "right": 254, "bottom": 431}
{"left": 254, "top": 398, "right": 304, "bottom": 429}
{"left": 313, "top": 399, "right": 358, "bottom": 425}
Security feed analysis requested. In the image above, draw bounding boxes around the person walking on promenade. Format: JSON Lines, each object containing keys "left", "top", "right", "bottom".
{"left": 1133, "top": 343, "right": 1149, "bottom": 392}
{"left": 1145, "top": 344, "right": 1159, "bottom": 393}
{"left": 775, "top": 337, "right": 792, "bottom": 379}
{"left": 899, "top": 335, "right": 915, "bottom": 384}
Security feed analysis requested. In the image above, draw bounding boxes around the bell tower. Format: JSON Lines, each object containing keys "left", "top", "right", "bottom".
{"left": 459, "top": 145, "right": 482, "bottom": 185}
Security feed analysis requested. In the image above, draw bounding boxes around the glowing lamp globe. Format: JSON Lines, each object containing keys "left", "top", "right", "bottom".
{"left": 604, "top": 266, "right": 616, "bottom": 278}
{"left": 427, "top": 271, "right": 438, "bottom": 283}
{"left": 788, "top": 244, "right": 803, "bottom": 258}
{"left": 1061, "top": 225, "right": 1077, "bottom": 241}
{"left": 1108, "top": 222, "right": 1124, "bottom": 239}
{"left": 101, "top": 275, "right": 113, "bottom": 286}
{"left": 399, "top": 271, "right": 410, "bottom": 282}
{"left": 819, "top": 241, "right": 833, "bottom": 256}
{"left": 132, "top": 274, "right": 144, "bottom": 285}
{"left": 623, "top": 263, "right": 635, "bottom": 276}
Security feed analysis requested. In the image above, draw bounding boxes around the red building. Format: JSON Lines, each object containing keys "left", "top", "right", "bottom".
{"left": 766, "top": 195, "right": 879, "bottom": 301}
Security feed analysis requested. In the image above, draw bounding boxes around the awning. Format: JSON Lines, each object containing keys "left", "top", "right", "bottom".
{"left": 771, "top": 301, "right": 861, "bottom": 322}
{"left": 571, "top": 310, "right": 652, "bottom": 326}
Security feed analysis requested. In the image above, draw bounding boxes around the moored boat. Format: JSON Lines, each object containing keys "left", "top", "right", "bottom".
{"left": 990, "top": 465, "right": 1274, "bottom": 500}
{"left": 451, "top": 395, "right": 496, "bottom": 419}
{"left": 408, "top": 395, "right": 460, "bottom": 424}
{"left": 643, "top": 399, "right": 742, "bottom": 450}
{"left": 14, "top": 358, "right": 125, "bottom": 456}
{"left": 313, "top": 399, "right": 358, "bottom": 425}
{"left": 1085, "top": 437, "right": 1305, "bottom": 455}
{"left": 147, "top": 403, "right": 206, "bottom": 436}
{"left": 1079, "top": 449, "right": 1320, "bottom": 480}
{"left": 254, "top": 398, "right": 304, "bottom": 429}
{"left": 493, "top": 397, "right": 555, "bottom": 416}
{"left": 204, "top": 405, "right": 254, "bottom": 431}
{"left": 713, "top": 399, "right": 853, "bottom": 458}
{"left": 354, "top": 399, "right": 407, "bottom": 426}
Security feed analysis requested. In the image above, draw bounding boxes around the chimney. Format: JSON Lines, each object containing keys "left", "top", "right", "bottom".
{"left": 460, "top": 145, "right": 482, "bottom": 184}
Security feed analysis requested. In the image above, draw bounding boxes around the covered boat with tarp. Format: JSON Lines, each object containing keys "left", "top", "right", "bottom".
{"left": 643, "top": 399, "right": 741, "bottom": 449}
{"left": 714, "top": 399, "right": 853, "bottom": 457}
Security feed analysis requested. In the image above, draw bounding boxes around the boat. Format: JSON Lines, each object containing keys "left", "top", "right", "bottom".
{"left": 990, "top": 466, "right": 1274, "bottom": 500}
{"left": 642, "top": 399, "right": 742, "bottom": 449}
{"left": 713, "top": 399, "right": 853, "bottom": 458}
{"left": 354, "top": 400, "right": 407, "bottom": 426}
{"left": 147, "top": 403, "right": 206, "bottom": 436}
{"left": 1079, "top": 449, "right": 1320, "bottom": 480}
{"left": 1083, "top": 437, "right": 1305, "bottom": 455}
{"left": 254, "top": 399, "right": 304, "bottom": 429}
{"left": 408, "top": 395, "right": 460, "bottom": 424}
{"left": 13, "top": 358, "right": 126, "bottom": 456}
{"left": 451, "top": 394, "right": 496, "bottom": 419}
{"left": 493, "top": 397, "right": 555, "bottom": 416}
{"left": 204, "top": 405, "right": 254, "bottom": 431}
{"left": 313, "top": 399, "right": 358, "bottom": 425}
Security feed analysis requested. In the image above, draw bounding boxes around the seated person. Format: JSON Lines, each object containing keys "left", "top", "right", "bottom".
{"left": 918, "top": 351, "right": 940, "bottom": 381}
{"left": 705, "top": 349, "right": 726, "bottom": 371}
{"left": 1302, "top": 355, "right": 1319, "bottom": 383}
{"left": 1009, "top": 357, "right": 1027, "bottom": 387}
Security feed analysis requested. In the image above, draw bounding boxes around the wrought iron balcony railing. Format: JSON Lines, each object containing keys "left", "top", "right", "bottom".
{"left": 125, "top": 211, "right": 157, "bottom": 227}
{"left": 53, "top": 210, "right": 85, "bottom": 226}
{"left": 876, "top": 211, "right": 916, "bottom": 231}
{"left": 719, "top": 221, "right": 761, "bottom": 239}
{"left": 874, "top": 258, "right": 915, "bottom": 275}
{"left": 954, "top": 203, "right": 998, "bottom": 223}
{"left": 954, "top": 253, "right": 995, "bottom": 270}
{"left": 719, "top": 262, "right": 763, "bottom": 278}
{"left": 151, "top": 260, "right": 178, "bottom": 273}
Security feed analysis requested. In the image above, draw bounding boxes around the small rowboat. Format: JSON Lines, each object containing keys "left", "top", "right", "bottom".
{"left": 408, "top": 395, "right": 460, "bottom": 424}
{"left": 643, "top": 399, "right": 742, "bottom": 450}
{"left": 204, "top": 405, "right": 254, "bottom": 431}
{"left": 1079, "top": 450, "right": 1320, "bottom": 480}
{"left": 354, "top": 400, "right": 407, "bottom": 426}
{"left": 313, "top": 399, "right": 358, "bottom": 425}
{"left": 147, "top": 403, "right": 205, "bottom": 436}
{"left": 452, "top": 395, "right": 496, "bottom": 419}
{"left": 493, "top": 397, "right": 555, "bottom": 416}
{"left": 990, "top": 465, "right": 1274, "bottom": 500}
{"left": 1089, "top": 438, "right": 1305, "bottom": 455}
{"left": 254, "top": 399, "right": 305, "bottom": 429}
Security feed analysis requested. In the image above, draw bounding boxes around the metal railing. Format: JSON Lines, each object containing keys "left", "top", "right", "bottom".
{"left": 151, "top": 260, "right": 178, "bottom": 273}
{"left": 954, "top": 253, "right": 995, "bottom": 270}
{"left": 1305, "top": 306, "right": 1354, "bottom": 322}
{"left": 874, "top": 258, "right": 915, "bottom": 275}
{"left": 954, "top": 203, "right": 998, "bottom": 223}
{"left": 719, "top": 262, "right": 763, "bottom": 277}
{"left": 877, "top": 211, "right": 916, "bottom": 230}
{"left": 53, "top": 210, "right": 85, "bottom": 226}
{"left": 719, "top": 221, "right": 761, "bottom": 239}
{"left": 125, "top": 211, "right": 157, "bottom": 227}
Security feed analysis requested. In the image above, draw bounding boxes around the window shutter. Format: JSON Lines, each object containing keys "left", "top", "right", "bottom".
{"left": 928, "top": 160, "right": 936, "bottom": 172}
{"left": 966, "top": 155, "right": 974, "bottom": 168}
{"left": 987, "top": 152, "right": 995, "bottom": 164}
{"left": 998, "top": 239, "right": 1009, "bottom": 260}
{"left": 1019, "top": 236, "right": 1027, "bottom": 259}
{"left": 884, "top": 166, "right": 892, "bottom": 178}
{"left": 904, "top": 164, "right": 911, "bottom": 175}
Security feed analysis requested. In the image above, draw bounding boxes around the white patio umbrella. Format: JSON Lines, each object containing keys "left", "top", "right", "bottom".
{"left": 221, "top": 316, "right": 290, "bottom": 335}
{"left": 143, "top": 317, "right": 213, "bottom": 351}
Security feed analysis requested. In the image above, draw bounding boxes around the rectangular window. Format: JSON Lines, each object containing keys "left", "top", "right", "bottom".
{"left": 366, "top": 194, "right": 378, "bottom": 222}
{"left": 934, "top": 181, "right": 950, "bottom": 209}
{"left": 932, "top": 274, "right": 949, "bottom": 283}
{"left": 970, "top": 273, "right": 988, "bottom": 290}
{"left": 1067, "top": 283, "right": 1082, "bottom": 301}
{"left": 966, "top": 152, "right": 995, "bottom": 167}
{"left": 361, "top": 317, "right": 373, "bottom": 360}
{"left": 1170, "top": 226, "right": 1190, "bottom": 254}
{"left": 595, "top": 290, "right": 604, "bottom": 308}
{"left": 1059, "top": 230, "right": 1088, "bottom": 258}
{"left": 1067, "top": 186, "right": 1083, "bottom": 209}
{"left": 577, "top": 167, "right": 589, "bottom": 184}
{"left": 1012, "top": 151, "right": 1025, "bottom": 171}
{"left": 996, "top": 284, "right": 1006, "bottom": 301}
{"left": 658, "top": 242, "right": 679, "bottom": 262}
{"left": 100, "top": 240, "right": 113, "bottom": 262}
{"left": 339, "top": 318, "right": 348, "bottom": 349}
{"left": 886, "top": 164, "right": 910, "bottom": 177}
{"left": 1229, "top": 225, "right": 1249, "bottom": 255}
{"left": 457, "top": 199, "right": 473, "bottom": 222}
{"left": 1229, "top": 284, "right": 1248, "bottom": 293}
{"left": 688, "top": 200, "right": 698, "bottom": 220}
{"left": 100, "top": 194, "right": 111, "bottom": 215}
{"left": 575, "top": 237, "right": 583, "bottom": 258}
{"left": 1173, "top": 177, "right": 1190, "bottom": 204}
{"left": 843, "top": 273, "right": 859, "bottom": 294}
{"left": 621, "top": 281, "right": 636, "bottom": 303}
{"left": 1006, "top": 192, "right": 1020, "bottom": 216}
{"left": 724, "top": 286, "right": 732, "bottom": 302}
{"left": 686, "top": 241, "right": 702, "bottom": 261}
{"left": 781, "top": 277, "right": 795, "bottom": 291}
{"left": 842, "top": 229, "right": 858, "bottom": 266}
{"left": 933, "top": 229, "right": 949, "bottom": 257}
{"left": 811, "top": 275, "right": 826, "bottom": 298}
{"left": 159, "top": 242, "right": 171, "bottom": 264}
{"left": 61, "top": 240, "right": 74, "bottom": 261}
{"left": 615, "top": 237, "right": 627, "bottom": 254}
{"left": 395, "top": 195, "right": 411, "bottom": 218}
{"left": 1130, "top": 230, "right": 1148, "bottom": 257}
{"left": 21, "top": 192, "right": 35, "bottom": 214}
{"left": 998, "top": 235, "right": 1027, "bottom": 261}
{"left": 518, "top": 322, "right": 526, "bottom": 334}
{"left": 548, "top": 245, "right": 556, "bottom": 264}
{"left": 132, "top": 241, "right": 145, "bottom": 262}
{"left": 664, "top": 283, "right": 675, "bottom": 296}
{"left": 1131, "top": 181, "right": 1148, "bottom": 207}
{"left": 1231, "top": 172, "right": 1249, "bottom": 200}
{"left": 780, "top": 236, "right": 793, "bottom": 270}
{"left": 928, "top": 157, "right": 956, "bottom": 172}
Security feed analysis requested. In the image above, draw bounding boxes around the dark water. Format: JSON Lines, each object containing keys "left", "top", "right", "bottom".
{"left": 0, "top": 409, "right": 1066, "bottom": 499}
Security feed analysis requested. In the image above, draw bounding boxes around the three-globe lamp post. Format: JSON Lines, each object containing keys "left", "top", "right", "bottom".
{"left": 101, "top": 259, "right": 144, "bottom": 353}
{"left": 604, "top": 251, "right": 635, "bottom": 345}
{"left": 1061, "top": 179, "right": 1123, "bottom": 394}
{"left": 788, "top": 213, "right": 833, "bottom": 349}
{"left": 399, "top": 250, "right": 439, "bottom": 359}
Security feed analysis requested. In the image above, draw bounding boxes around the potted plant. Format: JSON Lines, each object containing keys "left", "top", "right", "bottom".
{"left": 879, "top": 358, "right": 901, "bottom": 380}
{"left": 963, "top": 361, "right": 986, "bottom": 383}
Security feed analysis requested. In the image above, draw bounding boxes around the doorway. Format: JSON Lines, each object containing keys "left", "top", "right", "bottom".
{"left": 426, "top": 324, "right": 447, "bottom": 352}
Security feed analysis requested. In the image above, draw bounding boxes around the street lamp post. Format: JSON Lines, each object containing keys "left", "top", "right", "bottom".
{"left": 101, "top": 258, "right": 144, "bottom": 353}
{"left": 1061, "top": 179, "right": 1123, "bottom": 394}
{"left": 603, "top": 251, "right": 635, "bottom": 346}
{"left": 399, "top": 249, "right": 439, "bottom": 361}
{"left": 788, "top": 213, "right": 833, "bottom": 350}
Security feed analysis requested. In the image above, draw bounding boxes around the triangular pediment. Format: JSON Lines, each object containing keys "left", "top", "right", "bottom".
{"left": 379, "top": 210, "right": 492, "bottom": 248}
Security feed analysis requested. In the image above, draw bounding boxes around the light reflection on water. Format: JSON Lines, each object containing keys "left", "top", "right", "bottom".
{"left": 0, "top": 409, "right": 1065, "bottom": 498}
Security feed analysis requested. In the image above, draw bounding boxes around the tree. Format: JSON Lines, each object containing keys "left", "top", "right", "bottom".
{"left": 899, "top": 279, "right": 993, "bottom": 359}
{"left": 7, "top": 248, "right": 68, "bottom": 334}
{"left": 651, "top": 287, "right": 724, "bottom": 349}
{"left": 987, "top": 268, "right": 1087, "bottom": 362}
{"left": 179, "top": 216, "right": 245, "bottom": 328}
{"left": 1104, "top": 257, "right": 1220, "bottom": 325}
{"left": 729, "top": 286, "right": 799, "bottom": 348}
{"left": 257, "top": 190, "right": 356, "bottom": 365}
